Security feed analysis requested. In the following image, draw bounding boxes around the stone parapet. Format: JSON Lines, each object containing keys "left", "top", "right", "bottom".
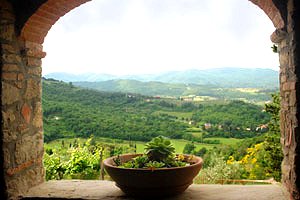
{"left": 0, "top": 0, "right": 299, "bottom": 199}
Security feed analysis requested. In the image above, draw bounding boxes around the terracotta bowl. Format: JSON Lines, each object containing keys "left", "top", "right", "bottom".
{"left": 103, "top": 154, "right": 203, "bottom": 197}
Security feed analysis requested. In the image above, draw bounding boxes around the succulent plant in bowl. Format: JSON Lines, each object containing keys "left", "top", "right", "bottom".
{"left": 103, "top": 136, "right": 203, "bottom": 197}
{"left": 145, "top": 136, "right": 175, "bottom": 161}
{"left": 116, "top": 136, "right": 188, "bottom": 169}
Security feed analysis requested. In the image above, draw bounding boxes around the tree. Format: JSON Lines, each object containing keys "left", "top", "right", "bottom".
{"left": 235, "top": 93, "right": 283, "bottom": 181}
{"left": 194, "top": 147, "right": 207, "bottom": 157}
{"left": 263, "top": 93, "right": 283, "bottom": 181}
{"left": 183, "top": 143, "right": 196, "bottom": 154}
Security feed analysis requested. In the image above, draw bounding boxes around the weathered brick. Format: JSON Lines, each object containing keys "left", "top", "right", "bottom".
{"left": 289, "top": 90, "right": 296, "bottom": 106}
{"left": 279, "top": 51, "right": 289, "bottom": 65}
{"left": 2, "top": 64, "right": 20, "bottom": 71}
{"left": 6, "top": 162, "right": 44, "bottom": 199}
{"left": 2, "top": 72, "right": 17, "bottom": 80}
{"left": 14, "top": 134, "right": 42, "bottom": 165}
{"left": 17, "top": 123, "right": 29, "bottom": 134}
{"left": 1, "top": 43, "right": 16, "bottom": 54}
{"left": 25, "top": 41, "right": 43, "bottom": 51}
{"left": 26, "top": 50, "right": 46, "bottom": 58}
{"left": 28, "top": 67, "right": 42, "bottom": 76}
{"left": 26, "top": 57, "right": 42, "bottom": 67}
{"left": 24, "top": 41, "right": 46, "bottom": 58}
{"left": 0, "top": 24, "right": 14, "bottom": 41}
{"left": 18, "top": 73, "right": 24, "bottom": 81}
{"left": 25, "top": 79, "right": 41, "bottom": 99}
{"left": 21, "top": 29, "right": 46, "bottom": 44}
{"left": 0, "top": 10, "right": 15, "bottom": 22}
{"left": 283, "top": 81, "right": 296, "bottom": 91}
{"left": 35, "top": 131, "right": 44, "bottom": 153}
{"left": 2, "top": 110, "right": 16, "bottom": 127}
{"left": 2, "top": 53, "right": 22, "bottom": 63}
{"left": 3, "top": 145, "right": 11, "bottom": 169}
{"left": 21, "top": 103, "right": 32, "bottom": 124}
{"left": 34, "top": 8, "right": 60, "bottom": 22}
{"left": 21, "top": 162, "right": 44, "bottom": 185}
{"left": 6, "top": 173, "right": 28, "bottom": 198}
{"left": 2, "top": 82, "right": 20, "bottom": 105}
{"left": 3, "top": 130, "right": 17, "bottom": 143}
{"left": 249, "top": 0, "right": 284, "bottom": 29}
{"left": 280, "top": 75, "right": 287, "bottom": 83}
{"left": 33, "top": 102, "right": 43, "bottom": 128}
{"left": 13, "top": 81, "right": 24, "bottom": 89}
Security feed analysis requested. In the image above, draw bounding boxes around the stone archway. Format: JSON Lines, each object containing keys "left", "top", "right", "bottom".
{"left": 19, "top": 0, "right": 285, "bottom": 44}
{"left": 1, "top": 0, "right": 299, "bottom": 199}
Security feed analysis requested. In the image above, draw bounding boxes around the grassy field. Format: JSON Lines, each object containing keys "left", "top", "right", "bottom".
{"left": 45, "top": 137, "right": 220, "bottom": 155}
{"left": 186, "top": 127, "right": 202, "bottom": 132}
{"left": 203, "top": 137, "right": 242, "bottom": 145}
{"left": 135, "top": 139, "right": 215, "bottom": 153}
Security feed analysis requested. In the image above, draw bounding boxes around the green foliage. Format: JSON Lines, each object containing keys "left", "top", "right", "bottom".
{"left": 43, "top": 79, "right": 271, "bottom": 143}
{"left": 44, "top": 136, "right": 107, "bottom": 180}
{"left": 145, "top": 136, "right": 175, "bottom": 162}
{"left": 271, "top": 44, "right": 278, "bottom": 53}
{"left": 64, "top": 145, "right": 100, "bottom": 179}
{"left": 43, "top": 79, "right": 281, "bottom": 182}
{"left": 119, "top": 136, "right": 188, "bottom": 169}
{"left": 264, "top": 93, "right": 280, "bottom": 134}
{"left": 263, "top": 93, "right": 282, "bottom": 181}
{"left": 201, "top": 93, "right": 283, "bottom": 181}
{"left": 70, "top": 68, "right": 279, "bottom": 99}
{"left": 183, "top": 143, "right": 196, "bottom": 154}
{"left": 44, "top": 152, "right": 66, "bottom": 180}
{"left": 197, "top": 152, "right": 244, "bottom": 184}
{"left": 194, "top": 147, "right": 207, "bottom": 157}
{"left": 192, "top": 101, "right": 270, "bottom": 138}
{"left": 42, "top": 79, "right": 188, "bottom": 143}
{"left": 145, "top": 161, "right": 166, "bottom": 168}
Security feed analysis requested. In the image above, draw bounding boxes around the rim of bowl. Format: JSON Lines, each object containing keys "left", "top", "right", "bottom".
{"left": 103, "top": 153, "right": 203, "bottom": 171}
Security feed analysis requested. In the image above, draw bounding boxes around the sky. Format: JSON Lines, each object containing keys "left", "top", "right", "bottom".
{"left": 42, "top": 0, "right": 279, "bottom": 76}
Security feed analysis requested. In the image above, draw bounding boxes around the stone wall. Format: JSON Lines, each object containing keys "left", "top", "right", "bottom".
{"left": 0, "top": 0, "right": 299, "bottom": 199}
{"left": 277, "top": 1, "right": 300, "bottom": 199}
{"left": 1, "top": 1, "right": 45, "bottom": 199}
{"left": 272, "top": 1, "right": 300, "bottom": 199}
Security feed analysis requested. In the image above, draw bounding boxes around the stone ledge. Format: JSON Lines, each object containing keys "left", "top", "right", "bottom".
{"left": 22, "top": 180, "right": 288, "bottom": 200}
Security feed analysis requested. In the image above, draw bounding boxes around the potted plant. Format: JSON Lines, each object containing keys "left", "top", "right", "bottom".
{"left": 103, "top": 136, "right": 203, "bottom": 197}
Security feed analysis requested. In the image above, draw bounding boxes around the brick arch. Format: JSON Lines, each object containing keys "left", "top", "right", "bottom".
{"left": 20, "top": 0, "right": 285, "bottom": 44}
{"left": 20, "top": 0, "right": 91, "bottom": 44}
{"left": 249, "top": 0, "right": 285, "bottom": 29}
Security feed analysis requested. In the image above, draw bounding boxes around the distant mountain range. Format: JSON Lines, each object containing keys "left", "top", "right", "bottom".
{"left": 44, "top": 68, "right": 279, "bottom": 88}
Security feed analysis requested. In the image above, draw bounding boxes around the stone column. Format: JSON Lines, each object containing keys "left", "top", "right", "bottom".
{"left": 277, "top": 0, "right": 300, "bottom": 199}
{"left": 1, "top": 0, "right": 46, "bottom": 199}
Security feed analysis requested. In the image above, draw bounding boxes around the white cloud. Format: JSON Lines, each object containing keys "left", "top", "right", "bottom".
{"left": 42, "top": 0, "right": 279, "bottom": 75}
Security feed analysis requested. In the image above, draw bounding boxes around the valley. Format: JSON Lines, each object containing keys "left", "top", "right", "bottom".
{"left": 42, "top": 70, "right": 281, "bottom": 182}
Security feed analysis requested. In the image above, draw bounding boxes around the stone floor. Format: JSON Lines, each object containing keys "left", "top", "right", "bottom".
{"left": 22, "top": 180, "right": 288, "bottom": 200}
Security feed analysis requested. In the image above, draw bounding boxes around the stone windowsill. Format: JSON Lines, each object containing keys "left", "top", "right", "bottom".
{"left": 22, "top": 180, "right": 288, "bottom": 200}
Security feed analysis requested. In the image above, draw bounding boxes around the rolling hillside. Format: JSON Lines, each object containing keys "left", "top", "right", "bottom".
{"left": 73, "top": 79, "right": 276, "bottom": 103}
{"left": 45, "top": 68, "right": 279, "bottom": 88}
{"left": 42, "top": 78, "right": 270, "bottom": 142}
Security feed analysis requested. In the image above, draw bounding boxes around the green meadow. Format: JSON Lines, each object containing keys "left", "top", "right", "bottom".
{"left": 45, "top": 136, "right": 241, "bottom": 155}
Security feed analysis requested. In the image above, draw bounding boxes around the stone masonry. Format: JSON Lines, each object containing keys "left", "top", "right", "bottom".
{"left": 1, "top": 1, "right": 45, "bottom": 199}
{"left": 0, "top": 0, "right": 299, "bottom": 199}
{"left": 276, "top": 1, "right": 300, "bottom": 199}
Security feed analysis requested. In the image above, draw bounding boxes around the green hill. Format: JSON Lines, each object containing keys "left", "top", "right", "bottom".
{"left": 45, "top": 68, "right": 279, "bottom": 88}
{"left": 42, "top": 78, "right": 270, "bottom": 143}
{"left": 74, "top": 79, "right": 276, "bottom": 103}
{"left": 42, "top": 79, "right": 188, "bottom": 142}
